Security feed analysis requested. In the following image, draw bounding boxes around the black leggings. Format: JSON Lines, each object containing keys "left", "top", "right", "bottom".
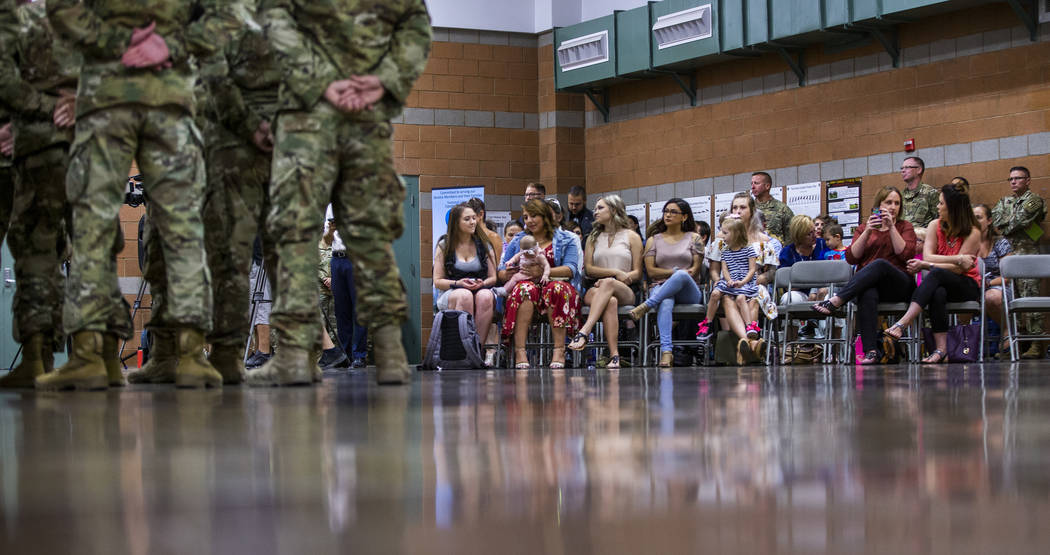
{"left": 835, "top": 259, "right": 916, "bottom": 353}
{"left": 910, "top": 268, "right": 980, "bottom": 333}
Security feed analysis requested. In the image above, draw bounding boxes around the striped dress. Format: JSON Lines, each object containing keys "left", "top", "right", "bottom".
{"left": 713, "top": 245, "right": 759, "bottom": 298}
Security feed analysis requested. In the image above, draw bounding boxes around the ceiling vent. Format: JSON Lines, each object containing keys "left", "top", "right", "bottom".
{"left": 653, "top": 4, "right": 713, "bottom": 50}
{"left": 557, "top": 31, "right": 610, "bottom": 72}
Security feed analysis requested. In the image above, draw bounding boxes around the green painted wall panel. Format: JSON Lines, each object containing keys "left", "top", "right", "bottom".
{"left": 718, "top": 0, "right": 744, "bottom": 52}
{"left": 617, "top": 4, "right": 652, "bottom": 76}
{"left": 745, "top": 0, "right": 768, "bottom": 46}
{"left": 851, "top": 0, "right": 880, "bottom": 21}
{"left": 881, "top": 0, "right": 952, "bottom": 16}
{"left": 554, "top": 15, "right": 617, "bottom": 90}
{"left": 770, "top": 0, "right": 822, "bottom": 39}
{"left": 824, "top": 0, "right": 850, "bottom": 27}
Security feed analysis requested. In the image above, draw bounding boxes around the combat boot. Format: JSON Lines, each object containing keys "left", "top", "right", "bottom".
{"left": 0, "top": 333, "right": 47, "bottom": 388}
{"left": 35, "top": 331, "right": 108, "bottom": 391}
{"left": 208, "top": 343, "right": 246, "bottom": 385}
{"left": 128, "top": 329, "right": 177, "bottom": 384}
{"left": 246, "top": 345, "right": 313, "bottom": 386}
{"left": 1021, "top": 341, "right": 1046, "bottom": 359}
{"left": 173, "top": 329, "right": 223, "bottom": 389}
{"left": 310, "top": 348, "right": 323, "bottom": 383}
{"left": 374, "top": 324, "right": 412, "bottom": 385}
{"left": 103, "top": 334, "right": 126, "bottom": 387}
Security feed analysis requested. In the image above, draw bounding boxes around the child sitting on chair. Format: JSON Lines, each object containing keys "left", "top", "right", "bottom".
{"left": 494, "top": 235, "right": 550, "bottom": 296}
{"left": 696, "top": 216, "right": 759, "bottom": 340}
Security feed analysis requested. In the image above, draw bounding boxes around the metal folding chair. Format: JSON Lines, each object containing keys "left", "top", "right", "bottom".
{"left": 1000, "top": 255, "right": 1050, "bottom": 361}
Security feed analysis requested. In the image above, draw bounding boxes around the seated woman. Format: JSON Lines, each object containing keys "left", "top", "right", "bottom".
{"left": 432, "top": 203, "right": 498, "bottom": 362}
{"left": 778, "top": 215, "right": 830, "bottom": 337}
{"left": 627, "top": 198, "right": 704, "bottom": 367}
{"left": 500, "top": 199, "right": 582, "bottom": 369}
{"left": 974, "top": 203, "right": 1012, "bottom": 352}
{"left": 567, "top": 194, "right": 643, "bottom": 369}
{"left": 812, "top": 186, "right": 917, "bottom": 364}
{"left": 883, "top": 183, "right": 982, "bottom": 363}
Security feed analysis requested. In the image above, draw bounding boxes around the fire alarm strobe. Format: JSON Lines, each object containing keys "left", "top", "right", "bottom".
{"left": 904, "top": 138, "right": 916, "bottom": 152}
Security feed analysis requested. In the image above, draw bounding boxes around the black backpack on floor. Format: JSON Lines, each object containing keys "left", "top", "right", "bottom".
{"left": 419, "top": 310, "right": 485, "bottom": 370}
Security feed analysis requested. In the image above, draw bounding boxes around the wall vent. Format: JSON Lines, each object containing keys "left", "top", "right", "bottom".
{"left": 1040, "top": 0, "right": 1050, "bottom": 24}
{"left": 557, "top": 31, "right": 610, "bottom": 72}
{"left": 653, "top": 4, "right": 713, "bottom": 50}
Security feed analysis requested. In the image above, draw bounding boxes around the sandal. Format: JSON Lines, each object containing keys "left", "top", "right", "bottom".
{"left": 922, "top": 349, "right": 947, "bottom": 364}
{"left": 567, "top": 332, "right": 588, "bottom": 351}
{"left": 550, "top": 347, "right": 566, "bottom": 369}
{"left": 606, "top": 355, "right": 621, "bottom": 369}
{"left": 514, "top": 348, "right": 530, "bottom": 369}
{"left": 859, "top": 349, "right": 880, "bottom": 365}
{"left": 812, "top": 299, "right": 840, "bottom": 316}
{"left": 884, "top": 322, "right": 905, "bottom": 340}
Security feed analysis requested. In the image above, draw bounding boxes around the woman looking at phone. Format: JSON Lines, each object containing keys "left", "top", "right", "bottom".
{"left": 810, "top": 186, "right": 917, "bottom": 364}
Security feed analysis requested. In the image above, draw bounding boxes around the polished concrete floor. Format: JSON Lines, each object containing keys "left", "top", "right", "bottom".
{"left": 2, "top": 361, "right": 1050, "bottom": 554}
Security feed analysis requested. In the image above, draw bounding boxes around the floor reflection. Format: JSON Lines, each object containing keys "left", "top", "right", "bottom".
{"left": 2, "top": 363, "right": 1050, "bottom": 553}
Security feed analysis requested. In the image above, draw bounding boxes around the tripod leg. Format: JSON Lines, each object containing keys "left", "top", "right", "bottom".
{"left": 119, "top": 278, "right": 150, "bottom": 369}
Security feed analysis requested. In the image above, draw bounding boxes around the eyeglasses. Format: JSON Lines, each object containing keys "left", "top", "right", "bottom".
{"left": 525, "top": 191, "right": 543, "bottom": 198}
{"left": 662, "top": 209, "right": 683, "bottom": 215}
{"left": 900, "top": 165, "right": 921, "bottom": 170}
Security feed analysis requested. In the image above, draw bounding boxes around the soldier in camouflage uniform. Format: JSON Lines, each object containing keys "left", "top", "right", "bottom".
{"left": 39, "top": 0, "right": 245, "bottom": 390}
{"left": 250, "top": 0, "right": 431, "bottom": 386}
{"left": 750, "top": 171, "right": 793, "bottom": 242}
{"left": 319, "top": 222, "right": 338, "bottom": 346}
{"left": 0, "top": 0, "right": 84, "bottom": 388}
{"left": 992, "top": 166, "right": 1047, "bottom": 359}
{"left": 899, "top": 156, "right": 940, "bottom": 229}
{"left": 131, "top": 8, "right": 281, "bottom": 386}
{"left": 0, "top": 1, "right": 16, "bottom": 283}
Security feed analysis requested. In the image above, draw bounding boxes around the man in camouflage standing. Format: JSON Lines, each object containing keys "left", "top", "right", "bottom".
{"left": 0, "top": 0, "right": 89, "bottom": 388}
{"left": 128, "top": 6, "right": 280, "bottom": 386}
{"left": 39, "top": 0, "right": 244, "bottom": 390}
{"left": 251, "top": 0, "right": 431, "bottom": 386}
{"left": 751, "top": 171, "right": 792, "bottom": 242}
{"left": 992, "top": 166, "right": 1047, "bottom": 359}
{"left": 899, "top": 156, "right": 939, "bottom": 229}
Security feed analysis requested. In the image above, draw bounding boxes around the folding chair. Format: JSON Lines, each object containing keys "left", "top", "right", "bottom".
{"left": 763, "top": 266, "right": 793, "bottom": 364}
{"left": 1000, "top": 255, "right": 1050, "bottom": 361}
{"left": 781, "top": 261, "right": 854, "bottom": 363}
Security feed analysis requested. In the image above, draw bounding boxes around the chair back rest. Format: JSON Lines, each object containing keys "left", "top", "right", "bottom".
{"left": 772, "top": 267, "right": 792, "bottom": 296}
{"left": 1000, "top": 254, "right": 1050, "bottom": 280}
{"left": 788, "top": 260, "right": 852, "bottom": 290}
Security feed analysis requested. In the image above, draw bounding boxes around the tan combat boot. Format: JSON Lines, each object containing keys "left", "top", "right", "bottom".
{"left": 0, "top": 333, "right": 47, "bottom": 388}
{"left": 246, "top": 345, "right": 314, "bottom": 386}
{"left": 35, "top": 331, "right": 108, "bottom": 391}
{"left": 374, "top": 324, "right": 412, "bottom": 385}
{"left": 1021, "top": 341, "right": 1046, "bottom": 360}
{"left": 208, "top": 343, "right": 246, "bottom": 385}
{"left": 310, "top": 348, "right": 323, "bottom": 383}
{"left": 103, "top": 334, "right": 126, "bottom": 387}
{"left": 173, "top": 329, "right": 223, "bottom": 389}
{"left": 128, "top": 329, "right": 177, "bottom": 384}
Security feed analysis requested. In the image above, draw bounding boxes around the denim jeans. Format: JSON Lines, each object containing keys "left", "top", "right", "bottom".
{"left": 645, "top": 270, "right": 703, "bottom": 352}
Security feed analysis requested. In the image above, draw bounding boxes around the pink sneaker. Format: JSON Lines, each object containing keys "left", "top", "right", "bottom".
{"left": 746, "top": 321, "right": 761, "bottom": 339}
{"left": 696, "top": 319, "right": 713, "bottom": 340}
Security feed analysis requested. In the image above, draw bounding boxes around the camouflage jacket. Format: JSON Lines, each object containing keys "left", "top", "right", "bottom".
{"left": 900, "top": 182, "right": 940, "bottom": 229}
{"left": 46, "top": 0, "right": 248, "bottom": 117}
{"left": 755, "top": 197, "right": 793, "bottom": 242}
{"left": 196, "top": 18, "right": 281, "bottom": 151}
{"left": 318, "top": 242, "right": 332, "bottom": 285}
{"left": 260, "top": 0, "right": 432, "bottom": 122}
{"left": 0, "top": 0, "right": 80, "bottom": 158}
{"left": 992, "top": 189, "right": 1046, "bottom": 245}
{"left": 0, "top": 1, "right": 10, "bottom": 168}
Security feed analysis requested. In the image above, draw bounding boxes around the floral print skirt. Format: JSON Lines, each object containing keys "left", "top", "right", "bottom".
{"left": 501, "top": 280, "right": 579, "bottom": 338}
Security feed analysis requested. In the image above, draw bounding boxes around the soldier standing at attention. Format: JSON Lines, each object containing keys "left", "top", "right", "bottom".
{"left": 899, "top": 156, "right": 940, "bottom": 229}
{"left": 992, "top": 166, "right": 1047, "bottom": 359}
{"left": 0, "top": 0, "right": 89, "bottom": 388}
{"left": 39, "top": 0, "right": 244, "bottom": 390}
{"left": 751, "top": 171, "right": 793, "bottom": 243}
{"left": 250, "top": 0, "right": 431, "bottom": 386}
{"left": 0, "top": 2, "right": 15, "bottom": 294}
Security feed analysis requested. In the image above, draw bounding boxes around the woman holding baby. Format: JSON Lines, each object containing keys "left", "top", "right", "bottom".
{"left": 499, "top": 199, "right": 582, "bottom": 369}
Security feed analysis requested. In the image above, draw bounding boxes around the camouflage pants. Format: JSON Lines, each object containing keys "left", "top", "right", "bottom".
{"left": 9, "top": 145, "right": 68, "bottom": 347}
{"left": 0, "top": 165, "right": 12, "bottom": 246}
{"left": 268, "top": 103, "right": 406, "bottom": 351}
{"left": 1012, "top": 241, "right": 1044, "bottom": 335}
{"left": 199, "top": 142, "right": 271, "bottom": 347}
{"left": 65, "top": 105, "right": 209, "bottom": 337}
{"left": 319, "top": 290, "right": 338, "bottom": 344}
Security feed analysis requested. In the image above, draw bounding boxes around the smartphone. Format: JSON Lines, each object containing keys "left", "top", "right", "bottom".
{"left": 871, "top": 207, "right": 884, "bottom": 229}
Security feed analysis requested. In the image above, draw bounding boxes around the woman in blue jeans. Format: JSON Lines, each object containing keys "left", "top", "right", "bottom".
{"left": 628, "top": 198, "right": 705, "bottom": 367}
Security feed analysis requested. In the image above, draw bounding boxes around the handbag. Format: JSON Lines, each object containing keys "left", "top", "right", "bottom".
{"left": 921, "top": 323, "right": 981, "bottom": 362}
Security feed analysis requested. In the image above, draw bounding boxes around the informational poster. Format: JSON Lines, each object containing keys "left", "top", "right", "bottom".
{"left": 487, "top": 210, "right": 512, "bottom": 233}
{"left": 684, "top": 195, "right": 713, "bottom": 228}
{"left": 646, "top": 202, "right": 661, "bottom": 227}
{"left": 785, "top": 182, "right": 822, "bottom": 218}
{"left": 431, "top": 186, "right": 485, "bottom": 250}
{"left": 826, "top": 177, "right": 863, "bottom": 241}
{"left": 714, "top": 192, "right": 737, "bottom": 224}
{"left": 769, "top": 186, "right": 784, "bottom": 202}
{"left": 625, "top": 203, "right": 647, "bottom": 233}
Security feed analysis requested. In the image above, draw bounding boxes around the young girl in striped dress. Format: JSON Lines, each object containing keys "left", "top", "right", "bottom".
{"left": 696, "top": 216, "right": 759, "bottom": 340}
